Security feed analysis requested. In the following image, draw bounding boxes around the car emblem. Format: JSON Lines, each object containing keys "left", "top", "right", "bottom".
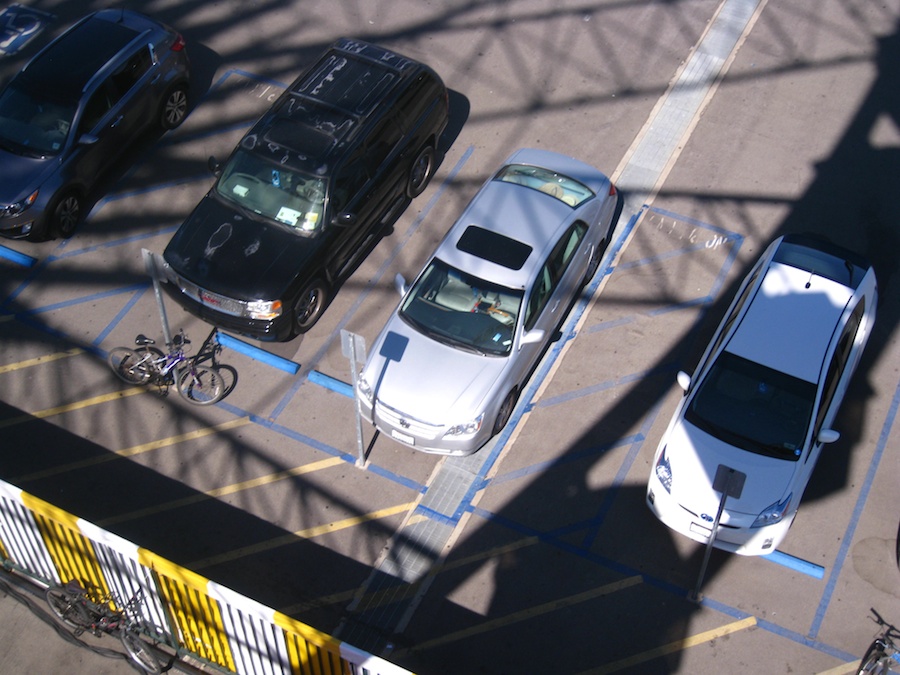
{"left": 700, "top": 513, "right": 714, "bottom": 522}
{"left": 399, "top": 418, "right": 411, "bottom": 429}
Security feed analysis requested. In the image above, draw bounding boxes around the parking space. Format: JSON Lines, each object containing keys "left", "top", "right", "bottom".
{"left": 2, "top": 1, "right": 899, "bottom": 674}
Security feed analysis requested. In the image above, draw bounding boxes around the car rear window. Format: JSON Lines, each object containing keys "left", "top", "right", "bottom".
{"left": 774, "top": 237, "right": 866, "bottom": 289}
{"left": 456, "top": 225, "right": 532, "bottom": 270}
{"left": 294, "top": 53, "right": 397, "bottom": 116}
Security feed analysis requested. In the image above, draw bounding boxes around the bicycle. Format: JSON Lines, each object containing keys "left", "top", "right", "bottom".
{"left": 46, "top": 580, "right": 164, "bottom": 674}
{"left": 857, "top": 608, "right": 900, "bottom": 674}
{"left": 191, "top": 328, "right": 238, "bottom": 399}
{"left": 107, "top": 329, "right": 226, "bottom": 405}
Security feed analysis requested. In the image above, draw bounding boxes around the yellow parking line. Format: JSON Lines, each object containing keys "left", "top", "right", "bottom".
{"left": 100, "top": 455, "right": 343, "bottom": 526}
{"left": 0, "top": 348, "right": 83, "bottom": 374}
{"left": 583, "top": 616, "right": 758, "bottom": 674}
{"left": 15, "top": 417, "right": 253, "bottom": 483}
{"left": 0, "top": 387, "right": 145, "bottom": 430}
{"left": 406, "top": 576, "right": 642, "bottom": 653}
{"left": 189, "top": 501, "right": 416, "bottom": 570}
{"left": 816, "top": 662, "right": 862, "bottom": 675}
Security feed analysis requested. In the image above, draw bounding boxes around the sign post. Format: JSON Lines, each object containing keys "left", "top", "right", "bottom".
{"left": 142, "top": 248, "right": 172, "bottom": 347}
{"left": 691, "top": 465, "right": 746, "bottom": 601}
{"left": 341, "top": 329, "right": 367, "bottom": 467}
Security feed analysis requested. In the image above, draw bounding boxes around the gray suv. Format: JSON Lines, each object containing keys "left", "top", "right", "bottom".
{"left": 0, "top": 9, "right": 191, "bottom": 241}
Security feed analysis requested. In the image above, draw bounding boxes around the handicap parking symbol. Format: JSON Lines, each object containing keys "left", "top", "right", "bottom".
{"left": 0, "top": 4, "right": 55, "bottom": 56}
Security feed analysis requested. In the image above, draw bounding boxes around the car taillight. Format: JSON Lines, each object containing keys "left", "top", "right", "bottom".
{"left": 171, "top": 33, "right": 186, "bottom": 52}
{"left": 609, "top": 183, "right": 617, "bottom": 196}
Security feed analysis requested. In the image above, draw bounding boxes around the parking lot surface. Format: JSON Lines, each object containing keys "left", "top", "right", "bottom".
{"left": 2, "top": 1, "right": 899, "bottom": 673}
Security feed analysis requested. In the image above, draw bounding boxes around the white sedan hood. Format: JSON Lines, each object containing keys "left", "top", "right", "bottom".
{"left": 367, "top": 318, "right": 507, "bottom": 425}
{"left": 667, "top": 419, "right": 798, "bottom": 518}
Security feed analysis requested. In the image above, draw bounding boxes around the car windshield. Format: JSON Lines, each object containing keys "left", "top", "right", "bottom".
{"left": 0, "top": 86, "right": 75, "bottom": 158}
{"left": 495, "top": 163, "right": 594, "bottom": 207}
{"left": 399, "top": 258, "right": 523, "bottom": 356}
{"left": 685, "top": 351, "right": 816, "bottom": 461}
{"left": 215, "top": 150, "right": 326, "bottom": 234}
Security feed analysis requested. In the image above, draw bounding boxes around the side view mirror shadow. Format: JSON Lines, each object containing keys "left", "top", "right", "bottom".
{"left": 676, "top": 370, "right": 692, "bottom": 393}
{"left": 818, "top": 429, "right": 840, "bottom": 444}
{"left": 394, "top": 273, "right": 408, "bottom": 296}
{"left": 207, "top": 156, "right": 221, "bottom": 175}
{"left": 520, "top": 329, "right": 545, "bottom": 347}
{"left": 332, "top": 212, "right": 357, "bottom": 227}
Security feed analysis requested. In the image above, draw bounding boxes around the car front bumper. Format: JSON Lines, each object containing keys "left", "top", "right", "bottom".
{"left": 646, "top": 473, "right": 795, "bottom": 556}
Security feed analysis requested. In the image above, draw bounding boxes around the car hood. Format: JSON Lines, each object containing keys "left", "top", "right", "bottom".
{"left": 0, "top": 149, "right": 53, "bottom": 203}
{"left": 666, "top": 419, "right": 798, "bottom": 518}
{"left": 367, "top": 317, "right": 507, "bottom": 425}
{"left": 163, "top": 194, "right": 319, "bottom": 301}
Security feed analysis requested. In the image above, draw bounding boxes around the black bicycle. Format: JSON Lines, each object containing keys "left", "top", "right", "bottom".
{"left": 46, "top": 580, "right": 164, "bottom": 674}
{"left": 857, "top": 608, "right": 900, "bottom": 674}
{"left": 107, "top": 329, "right": 229, "bottom": 405}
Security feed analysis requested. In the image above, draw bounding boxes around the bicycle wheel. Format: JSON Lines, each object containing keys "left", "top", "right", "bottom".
{"left": 857, "top": 642, "right": 887, "bottom": 674}
{"left": 46, "top": 587, "right": 93, "bottom": 630}
{"left": 108, "top": 346, "right": 164, "bottom": 385}
{"left": 121, "top": 629, "right": 162, "bottom": 675}
{"left": 214, "top": 363, "right": 238, "bottom": 399}
{"left": 177, "top": 365, "right": 225, "bottom": 405}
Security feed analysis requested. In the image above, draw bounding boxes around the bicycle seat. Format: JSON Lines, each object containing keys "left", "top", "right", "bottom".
{"left": 134, "top": 334, "right": 155, "bottom": 346}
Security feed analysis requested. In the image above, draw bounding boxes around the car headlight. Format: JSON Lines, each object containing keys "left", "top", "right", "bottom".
{"left": 2, "top": 189, "right": 38, "bottom": 218}
{"left": 655, "top": 446, "right": 673, "bottom": 494}
{"left": 356, "top": 374, "right": 373, "bottom": 404}
{"left": 751, "top": 493, "right": 792, "bottom": 528}
{"left": 444, "top": 413, "right": 484, "bottom": 438}
{"left": 246, "top": 299, "right": 282, "bottom": 320}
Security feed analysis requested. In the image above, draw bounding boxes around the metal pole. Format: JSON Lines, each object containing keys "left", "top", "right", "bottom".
{"left": 349, "top": 336, "right": 366, "bottom": 467}
{"left": 142, "top": 248, "right": 172, "bottom": 347}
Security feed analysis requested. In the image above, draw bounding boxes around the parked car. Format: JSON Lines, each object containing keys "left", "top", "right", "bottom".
{"left": 0, "top": 9, "right": 191, "bottom": 240}
{"left": 356, "top": 148, "right": 619, "bottom": 456}
{"left": 647, "top": 234, "right": 877, "bottom": 555}
{"left": 162, "top": 38, "right": 449, "bottom": 341}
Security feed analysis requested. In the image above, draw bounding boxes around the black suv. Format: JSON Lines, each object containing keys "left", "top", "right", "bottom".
{"left": 0, "top": 9, "right": 191, "bottom": 240}
{"left": 162, "top": 38, "right": 449, "bottom": 341}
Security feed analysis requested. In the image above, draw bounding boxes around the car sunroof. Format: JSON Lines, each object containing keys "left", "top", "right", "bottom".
{"left": 456, "top": 225, "right": 532, "bottom": 270}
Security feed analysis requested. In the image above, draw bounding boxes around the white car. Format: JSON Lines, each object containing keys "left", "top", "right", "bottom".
{"left": 356, "top": 148, "right": 619, "bottom": 455}
{"left": 646, "top": 234, "right": 877, "bottom": 555}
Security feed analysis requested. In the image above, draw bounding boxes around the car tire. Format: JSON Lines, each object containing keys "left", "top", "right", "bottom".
{"left": 493, "top": 388, "right": 519, "bottom": 436}
{"left": 159, "top": 83, "right": 189, "bottom": 130}
{"left": 406, "top": 144, "right": 436, "bottom": 198}
{"left": 50, "top": 191, "right": 83, "bottom": 239}
{"left": 293, "top": 279, "right": 329, "bottom": 334}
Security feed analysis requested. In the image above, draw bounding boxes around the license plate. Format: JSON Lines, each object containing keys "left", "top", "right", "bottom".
{"left": 690, "top": 522, "right": 712, "bottom": 538}
{"left": 391, "top": 429, "right": 415, "bottom": 445}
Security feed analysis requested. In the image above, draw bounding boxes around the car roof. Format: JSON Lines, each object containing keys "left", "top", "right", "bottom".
{"left": 16, "top": 11, "right": 151, "bottom": 103}
{"left": 251, "top": 38, "right": 425, "bottom": 174}
{"left": 725, "top": 258, "right": 853, "bottom": 383}
{"left": 434, "top": 173, "right": 575, "bottom": 289}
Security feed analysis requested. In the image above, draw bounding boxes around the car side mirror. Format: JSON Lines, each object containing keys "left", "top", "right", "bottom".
{"left": 78, "top": 133, "right": 98, "bottom": 146}
{"left": 817, "top": 429, "right": 840, "bottom": 444}
{"left": 394, "top": 273, "right": 408, "bottom": 296}
{"left": 207, "top": 156, "right": 222, "bottom": 176}
{"left": 520, "top": 329, "right": 545, "bottom": 347}
{"left": 332, "top": 212, "right": 357, "bottom": 227}
{"left": 676, "top": 370, "right": 692, "bottom": 393}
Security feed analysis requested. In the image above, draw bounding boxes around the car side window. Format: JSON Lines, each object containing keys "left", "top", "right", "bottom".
{"left": 813, "top": 299, "right": 864, "bottom": 439}
{"left": 523, "top": 222, "right": 588, "bottom": 330}
{"left": 393, "top": 72, "right": 438, "bottom": 131}
{"left": 709, "top": 263, "right": 763, "bottom": 358}
{"left": 111, "top": 48, "right": 153, "bottom": 97}
{"left": 365, "top": 115, "right": 403, "bottom": 173}
{"left": 79, "top": 81, "right": 118, "bottom": 134}
{"left": 332, "top": 149, "right": 369, "bottom": 213}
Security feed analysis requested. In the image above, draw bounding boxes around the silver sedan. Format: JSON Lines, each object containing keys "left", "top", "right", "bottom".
{"left": 357, "top": 148, "right": 620, "bottom": 455}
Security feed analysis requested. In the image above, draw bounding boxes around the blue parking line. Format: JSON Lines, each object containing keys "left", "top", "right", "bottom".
{"left": 764, "top": 550, "right": 825, "bottom": 579}
{"left": 307, "top": 370, "right": 353, "bottom": 397}
{"left": 0, "top": 245, "right": 37, "bottom": 267}
{"left": 17, "top": 283, "right": 148, "bottom": 316}
{"left": 808, "top": 372, "right": 900, "bottom": 639}
{"left": 216, "top": 332, "right": 300, "bottom": 374}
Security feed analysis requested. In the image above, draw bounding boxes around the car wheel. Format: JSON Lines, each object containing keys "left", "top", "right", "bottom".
{"left": 159, "top": 83, "right": 189, "bottom": 130}
{"left": 406, "top": 144, "right": 436, "bottom": 198}
{"left": 50, "top": 191, "right": 83, "bottom": 239}
{"left": 293, "top": 279, "right": 329, "bottom": 334}
{"left": 493, "top": 388, "right": 519, "bottom": 436}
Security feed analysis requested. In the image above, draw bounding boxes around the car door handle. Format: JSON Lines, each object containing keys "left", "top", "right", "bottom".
{"left": 110, "top": 115, "right": 124, "bottom": 128}
{"left": 551, "top": 300, "right": 560, "bottom": 312}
